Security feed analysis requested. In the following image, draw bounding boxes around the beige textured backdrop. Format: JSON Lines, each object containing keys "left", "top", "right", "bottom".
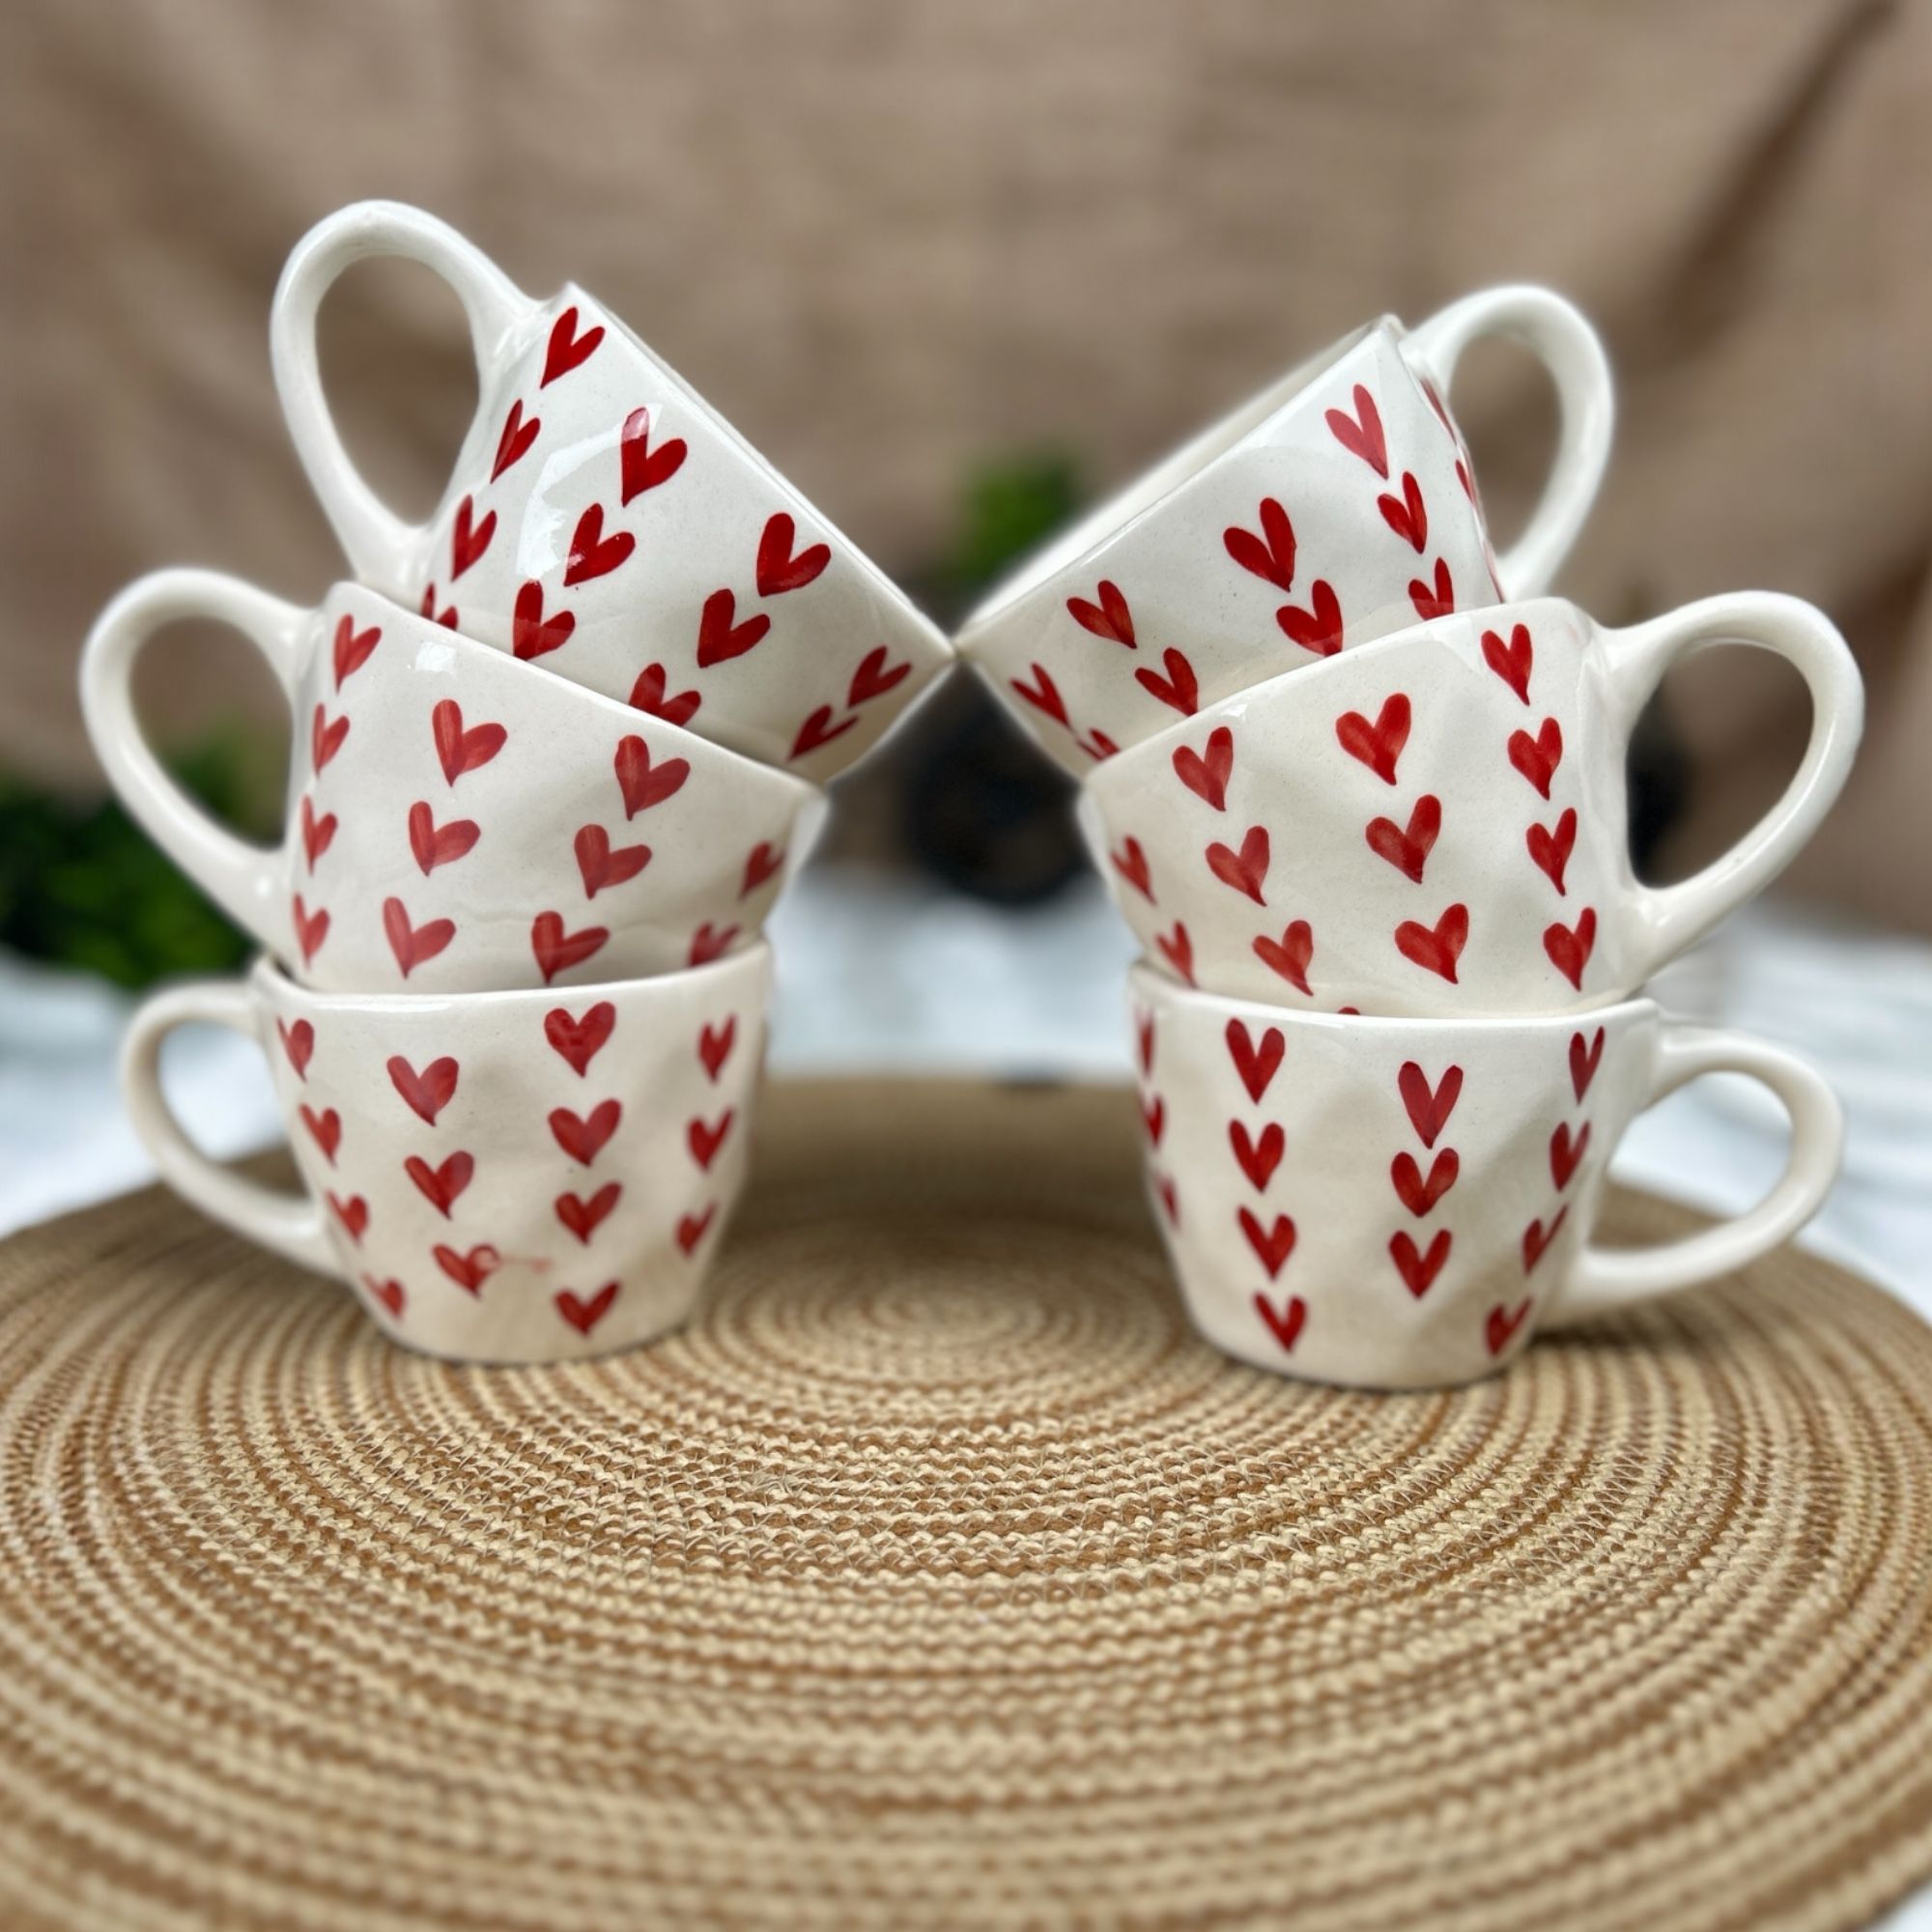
{"left": 5, "top": 0, "right": 1929, "bottom": 924}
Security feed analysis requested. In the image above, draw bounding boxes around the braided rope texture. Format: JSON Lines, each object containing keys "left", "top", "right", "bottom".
{"left": 1, "top": 1078, "right": 1930, "bottom": 1931}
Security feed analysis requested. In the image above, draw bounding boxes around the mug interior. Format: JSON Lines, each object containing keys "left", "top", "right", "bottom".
{"left": 964, "top": 320, "right": 1386, "bottom": 627}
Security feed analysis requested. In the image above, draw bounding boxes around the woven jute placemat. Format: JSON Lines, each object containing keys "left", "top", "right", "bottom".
{"left": 2, "top": 1078, "right": 1931, "bottom": 1932}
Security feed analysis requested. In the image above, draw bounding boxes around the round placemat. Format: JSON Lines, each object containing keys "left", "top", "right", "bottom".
{"left": 2, "top": 1078, "right": 1931, "bottom": 1932}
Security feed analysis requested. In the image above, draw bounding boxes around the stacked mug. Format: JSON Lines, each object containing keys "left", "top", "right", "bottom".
{"left": 84, "top": 202, "right": 953, "bottom": 1364}
{"left": 959, "top": 289, "right": 1864, "bottom": 1388}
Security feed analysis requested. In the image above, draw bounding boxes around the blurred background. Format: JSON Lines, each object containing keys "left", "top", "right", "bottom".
{"left": 2, "top": 0, "right": 1930, "bottom": 1297}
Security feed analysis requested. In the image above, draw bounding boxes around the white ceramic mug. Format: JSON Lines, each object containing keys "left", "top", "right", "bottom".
{"left": 122, "top": 949, "right": 770, "bottom": 1364}
{"left": 272, "top": 200, "right": 953, "bottom": 781}
{"left": 957, "top": 288, "right": 1613, "bottom": 774}
{"left": 82, "top": 572, "right": 819, "bottom": 993}
{"left": 1130, "top": 965, "right": 1842, "bottom": 1390}
{"left": 1084, "top": 594, "right": 1861, "bottom": 1015}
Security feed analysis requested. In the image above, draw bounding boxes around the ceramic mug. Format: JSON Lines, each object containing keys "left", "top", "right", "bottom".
{"left": 122, "top": 949, "right": 769, "bottom": 1364}
{"left": 271, "top": 201, "right": 953, "bottom": 781}
{"left": 1129, "top": 965, "right": 1842, "bottom": 1389}
{"left": 956, "top": 287, "right": 1614, "bottom": 774}
{"left": 1084, "top": 594, "right": 1862, "bottom": 1016}
{"left": 82, "top": 571, "right": 820, "bottom": 994}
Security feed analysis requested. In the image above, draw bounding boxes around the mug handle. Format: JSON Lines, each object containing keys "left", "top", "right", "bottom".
{"left": 270, "top": 200, "right": 534, "bottom": 583}
{"left": 1401, "top": 285, "right": 1614, "bottom": 598}
{"left": 120, "top": 979, "right": 334, "bottom": 1274}
{"left": 1545, "top": 1022, "right": 1843, "bottom": 1327}
{"left": 79, "top": 568, "right": 305, "bottom": 947}
{"left": 1605, "top": 591, "right": 1864, "bottom": 977}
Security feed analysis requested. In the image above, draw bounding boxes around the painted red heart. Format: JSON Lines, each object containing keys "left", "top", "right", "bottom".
{"left": 1395, "top": 902, "right": 1468, "bottom": 983}
{"left": 628, "top": 663, "right": 702, "bottom": 726}
{"left": 1078, "top": 728, "right": 1120, "bottom": 761}
{"left": 1141, "top": 1094, "right": 1166, "bottom": 1148}
{"left": 1010, "top": 664, "right": 1069, "bottom": 728}
{"left": 492, "top": 398, "right": 540, "bottom": 480}
{"left": 740, "top": 841, "right": 784, "bottom": 898}
{"left": 1570, "top": 1027, "right": 1605, "bottom": 1102}
{"left": 695, "top": 587, "right": 771, "bottom": 668}
{"left": 1527, "top": 807, "right": 1577, "bottom": 895}
{"left": 1155, "top": 1174, "right": 1179, "bottom": 1228}
{"left": 449, "top": 494, "right": 497, "bottom": 580}
{"left": 790, "top": 705, "right": 861, "bottom": 760}
{"left": 575, "top": 823, "right": 651, "bottom": 896}
{"left": 1253, "top": 921, "right": 1315, "bottom": 996}
{"left": 1238, "top": 1207, "right": 1297, "bottom": 1279}
{"left": 619, "top": 405, "right": 686, "bottom": 500}
{"left": 310, "top": 704, "right": 349, "bottom": 773}
{"left": 332, "top": 613, "right": 381, "bottom": 689}
{"left": 555, "top": 1181, "right": 622, "bottom": 1244}
{"left": 1206, "top": 824, "right": 1269, "bottom": 905}
{"left": 1487, "top": 1297, "right": 1534, "bottom": 1356}
{"left": 613, "top": 735, "right": 690, "bottom": 816}
{"left": 432, "top": 699, "right": 507, "bottom": 785}
{"left": 418, "top": 584, "right": 457, "bottom": 629}
{"left": 546, "top": 1001, "right": 616, "bottom": 1077}
{"left": 542, "top": 305, "right": 604, "bottom": 384}
{"left": 755, "top": 512, "right": 832, "bottom": 596}
{"left": 1365, "top": 793, "right": 1441, "bottom": 884}
{"left": 405, "top": 1151, "right": 473, "bottom": 1218}
{"left": 299, "top": 796, "right": 337, "bottom": 871}
{"left": 551, "top": 1098, "right": 622, "bottom": 1165}
{"left": 531, "top": 911, "right": 609, "bottom": 984}
{"left": 1066, "top": 580, "right": 1135, "bottom": 647}
{"left": 512, "top": 579, "right": 576, "bottom": 660}
{"left": 1549, "top": 1121, "right": 1591, "bottom": 1191}
{"left": 1172, "top": 725, "right": 1234, "bottom": 810}
{"left": 677, "top": 1207, "right": 717, "bottom": 1256}
{"left": 1225, "top": 1019, "right": 1284, "bottom": 1103}
{"left": 698, "top": 1016, "right": 737, "bottom": 1081}
{"left": 409, "top": 801, "right": 480, "bottom": 876}
{"left": 1521, "top": 1206, "right": 1571, "bottom": 1274}
{"left": 1135, "top": 647, "right": 1200, "bottom": 717}
{"left": 386, "top": 1053, "right": 458, "bottom": 1125}
{"left": 298, "top": 1103, "right": 341, "bottom": 1162}
{"left": 327, "top": 1192, "right": 368, "bottom": 1242}
{"left": 278, "top": 1017, "right": 315, "bottom": 1078}
{"left": 383, "top": 898, "right": 456, "bottom": 979}
{"left": 1137, "top": 1011, "right": 1156, "bottom": 1077}
{"left": 689, "top": 923, "right": 738, "bottom": 968}
{"left": 1408, "top": 556, "right": 1455, "bottom": 622}
{"left": 848, "top": 645, "right": 912, "bottom": 707}
{"left": 1482, "top": 623, "right": 1533, "bottom": 705}
{"left": 1398, "top": 1061, "right": 1463, "bottom": 1149}
{"left": 1543, "top": 907, "right": 1597, "bottom": 990}
{"left": 363, "top": 1275, "right": 405, "bottom": 1319}
{"left": 555, "top": 1280, "right": 619, "bottom": 1334}
{"left": 688, "top": 1110, "right": 734, "bottom": 1171}
{"left": 1277, "top": 580, "right": 1343, "bottom": 658}
{"left": 563, "top": 503, "right": 636, "bottom": 587}
{"left": 1378, "top": 471, "right": 1428, "bottom": 553}
{"left": 433, "top": 1241, "right": 499, "bottom": 1294}
{"left": 291, "top": 895, "right": 329, "bottom": 967}
{"left": 1252, "top": 1291, "right": 1307, "bottom": 1352}
{"left": 1325, "top": 384, "right": 1388, "bottom": 477}
{"left": 1335, "top": 694, "right": 1411, "bottom": 785}
{"left": 1390, "top": 1148, "right": 1459, "bottom": 1217}
{"left": 1390, "top": 1227, "right": 1452, "bottom": 1298}
{"left": 1508, "top": 718, "right": 1564, "bottom": 799}
{"left": 1155, "top": 922, "right": 1195, "bottom": 985}
{"left": 1224, "top": 497, "right": 1297, "bottom": 591}
{"left": 1229, "top": 1119, "right": 1285, "bottom": 1191}
{"left": 1110, "top": 837, "right": 1154, "bottom": 903}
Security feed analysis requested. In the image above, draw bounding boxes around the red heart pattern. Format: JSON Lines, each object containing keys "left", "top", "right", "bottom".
{"left": 613, "top": 736, "right": 690, "bottom": 817}
{"left": 1378, "top": 472, "right": 1427, "bottom": 553}
{"left": 299, "top": 1104, "right": 341, "bottom": 1162}
{"left": 278, "top": 1018, "right": 315, "bottom": 1078}
{"left": 698, "top": 1018, "right": 737, "bottom": 1082}
{"left": 1141, "top": 1094, "right": 1166, "bottom": 1147}
{"left": 405, "top": 1151, "right": 473, "bottom": 1218}
{"left": 1238, "top": 1208, "right": 1297, "bottom": 1279}
{"left": 383, "top": 897, "right": 457, "bottom": 980}
{"left": 687, "top": 1110, "right": 734, "bottom": 1171}
{"left": 531, "top": 912, "right": 610, "bottom": 985}
{"left": 1229, "top": 1120, "right": 1285, "bottom": 1192}
{"left": 1398, "top": 1062, "right": 1463, "bottom": 1149}
{"left": 1364, "top": 794, "right": 1441, "bottom": 884}
{"left": 1335, "top": 694, "right": 1410, "bottom": 785}
{"left": 1569, "top": 1028, "right": 1605, "bottom": 1102}
{"left": 619, "top": 405, "right": 686, "bottom": 501}
{"left": 1225, "top": 1019, "right": 1284, "bottom": 1103}
{"left": 1543, "top": 908, "right": 1597, "bottom": 990}
{"left": 550, "top": 1098, "right": 622, "bottom": 1165}
{"left": 1172, "top": 726, "right": 1234, "bottom": 810}
{"left": 555, "top": 1281, "right": 619, "bottom": 1334}
{"left": 432, "top": 699, "right": 507, "bottom": 786}
{"left": 628, "top": 663, "right": 702, "bottom": 726}
{"left": 332, "top": 614, "right": 381, "bottom": 689}
{"left": 676, "top": 1208, "right": 717, "bottom": 1256}
{"left": 740, "top": 842, "right": 784, "bottom": 897}
{"left": 1155, "top": 923, "right": 1195, "bottom": 984}
{"left": 1205, "top": 825, "right": 1269, "bottom": 906}
{"left": 1394, "top": 903, "right": 1468, "bottom": 983}
{"left": 575, "top": 824, "right": 651, "bottom": 897}
{"left": 1010, "top": 664, "right": 1069, "bottom": 728}
{"left": 562, "top": 503, "right": 636, "bottom": 587}
{"left": 435, "top": 1242, "right": 500, "bottom": 1294}
{"left": 1389, "top": 1228, "right": 1452, "bottom": 1298}
{"left": 492, "top": 400, "right": 539, "bottom": 481}
{"left": 1066, "top": 580, "right": 1136, "bottom": 647}
{"left": 449, "top": 495, "right": 497, "bottom": 580}
{"left": 1407, "top": 556, "right": 1454, "bottom": 621}
{"left": 1224, "top": 498, "right": 1297, "bottom": 591}
{"left": 789, "top": 706, "right": 861, "bottom": 760}
{"left": 408, "top": 802, "right": 480, "bottom": 876}
{"left": 1325, "top": 384, "right": 1388, "bottom": 477}
{"left": 1134, "top": 647, "right": 1200, "bottom": 717}
{"left": 327, "top": 1192, "right": 369, "bottom": 1241}
{"left": 311, "top": 705, "right": 350, "bottom": 773}
{"left": 1252, "top": 922, "right": 1314, "bottom": 996}
{"left": 555, "top": 1182, "right": 622, "bottom": 1244}
{"left": 291, "top": 895, "right": 329, "bottom": 967}
{"left": 1390, "top": 1149, "right": 1459, "bottom": 1217}
{"left": 1526, "top": 808, "right": 1577, "bottom": 895}
{"left": 1110, "top": 837, "right": 1154, "bottom": 903}
{"left": 756, "top": 512, "right": 832, "bottom": 597}
{"left": 688, "top": 923, "right": 737, "bottom": 968}
{"left": 1253, "top": 1291, "right": 1307, "bottom": 1352}
{"left": 1508, "top": 718, "right": 1564, "bottom": 799}
{"left": 512, "top": 579, "right": 576, "bottom": 661}
{"left": 364, "top": 1276, "right": 406, "bottom": 1319}
{"left": 546, "top": 1001, "right": 616, "bottom": 1077}
{"left": 1549, "top": 1121, "right": 1590, "bottom": 1190}
{"left": 386, "top": 1053, "right": 459, "bottom": 1125}
{"left": 848, "top": 646, "right": 912, "bottom": 708}
{"left": 1275, "top": 580, "right": 1343, "bottom": 658}
{"left": 1486, "top": 1298, "right": 1533, "bottom": 1356}
{"left": 695, "top": 587, "right": 771, "bottom": 668}
{"left": 542, "top": 306, "right": 604, "bottom": 385}
{"left": 299, "top": 797, "right": 338, "bottom": 871}
{"left": 1521, "top": 1207, "right": 1570, "bottom": 1274}
{"left": 1482, "top": 623, "right": 1533, "bottom": 705}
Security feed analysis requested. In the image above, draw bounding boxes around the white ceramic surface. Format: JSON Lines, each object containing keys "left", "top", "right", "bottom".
{"left": 121, "top": 949, "right": 770, "bottom": 1363}
{"left": 272, "top": 200, "right": 953, "bottom": 781}
{"left": 957, "top": 288, "right": 1613, "bottom": 774}
{"left": 1084, "top": 594, "right": 1861, "bottom": 1015}
{"left": 82, "top": 572, "right": 820, "bottom": 993}
{"left": 1131, "top": 965, "right": 1843, "bottom": 1389}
